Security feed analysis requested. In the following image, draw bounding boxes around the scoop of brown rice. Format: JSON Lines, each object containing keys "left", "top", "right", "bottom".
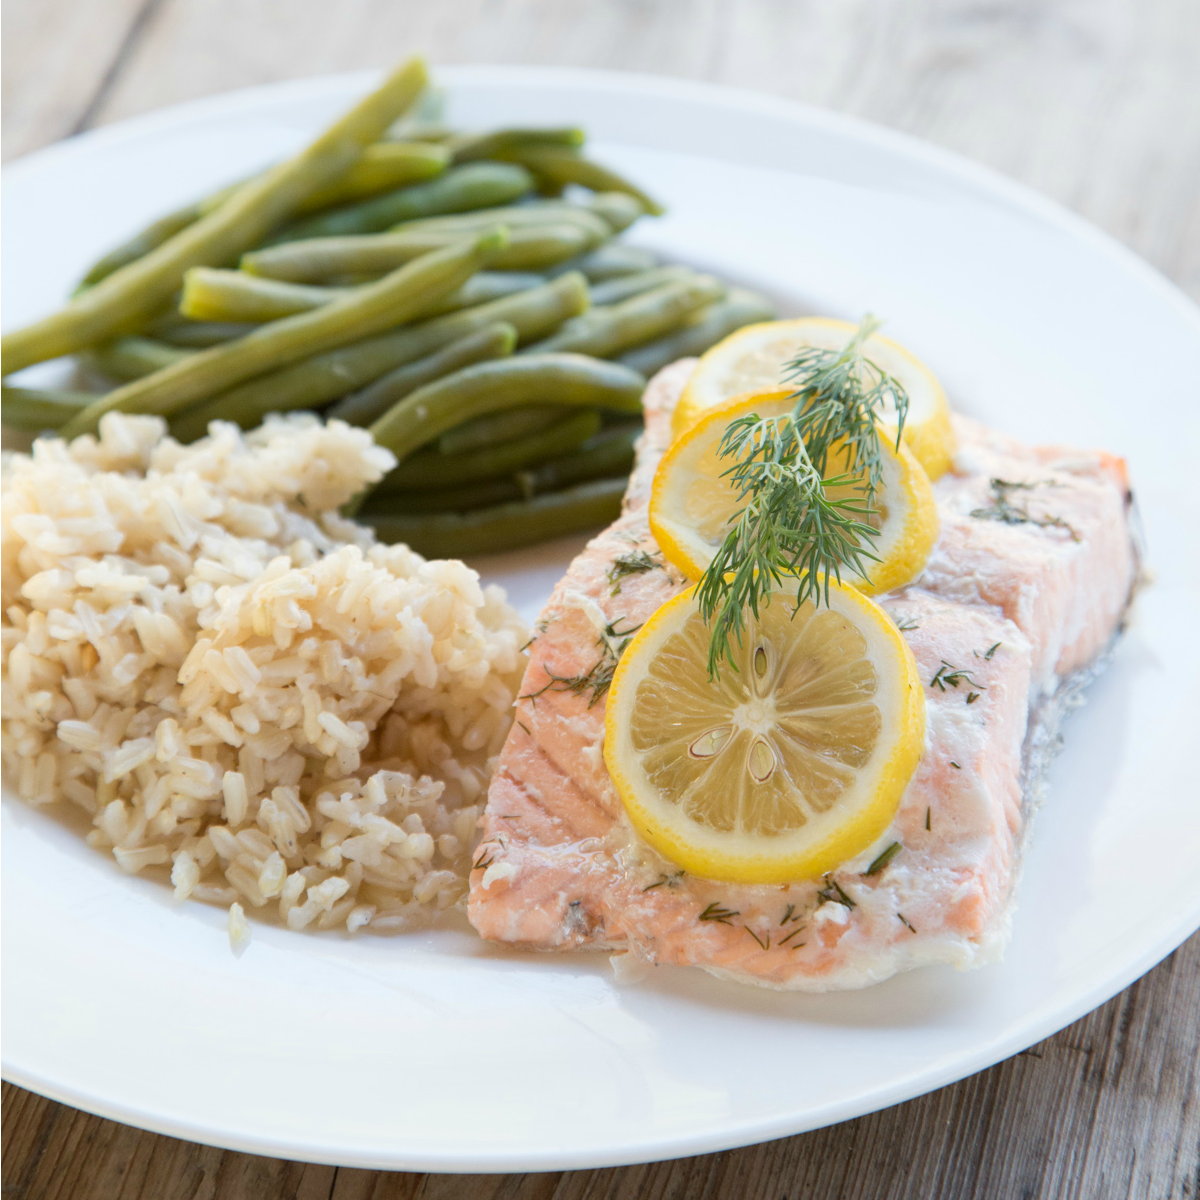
{"left": 1, "top": 413, "right": 529, "bottom": 935}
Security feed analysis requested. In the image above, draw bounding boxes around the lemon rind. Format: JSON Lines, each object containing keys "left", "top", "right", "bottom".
{"left": 672, "top": 316, "right": 957, "bottom": 481}
{"left": 650, "top": 390, "right": 940, "bottom": 596}
{"left": 604, "top": 582, "right": 926, "bottom": 884}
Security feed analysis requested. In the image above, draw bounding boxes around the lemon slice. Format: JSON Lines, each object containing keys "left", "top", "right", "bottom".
{"left": 650, "top": 389, "right": 939, "bottom": 595}
{"left": 672, "top": 317, "right": 956, "bottom": 480}
{"left": 605, "top": 582, "right": 925, "bottom": 884}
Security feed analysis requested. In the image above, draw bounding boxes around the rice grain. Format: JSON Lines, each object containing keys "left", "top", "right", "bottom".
{"left": 2, "top": 414, "right": 529, "bottom": 934}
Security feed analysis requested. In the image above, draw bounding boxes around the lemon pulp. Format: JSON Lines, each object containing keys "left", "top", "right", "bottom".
{"left": 605, "top": 583, "right": 925, "bottom": 883}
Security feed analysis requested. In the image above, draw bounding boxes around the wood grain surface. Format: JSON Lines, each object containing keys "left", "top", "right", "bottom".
{"left": 3, "top": 1, "right": 1199, "bottom": 1196}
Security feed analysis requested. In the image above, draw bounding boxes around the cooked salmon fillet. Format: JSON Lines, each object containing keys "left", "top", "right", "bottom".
{"left": 468, "top": 359, "right": 1138, "bottom": 989}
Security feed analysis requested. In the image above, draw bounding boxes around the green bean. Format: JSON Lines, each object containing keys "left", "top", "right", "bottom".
{"left": 589, "top": 266, "right": 697, "bottom": 306}
{"left": 437, "top": 405, "right": 568, "bottom": 455}
{"left": 388, "top": 84, "right": 446, "bottom": 134}
{"left": 323, "top": 322, "right": 518, "bottom": 429}
{"left": 498, "top": 145, "right": 664, "bottom": 216}
{"left": 376, "top": 409, "right": 601, "bottom": 493}
{"left": 77, "top": 204, "right": 204, "bottom": 290}
{"left": 444, "top": 224, "right": 597, "bottom": 272}
{"left": 271, "top": 162, "right": 534, "bottom": 243}
{"left": 82, "top": 336, "right": 190, "bottom": 382}
{"left": 353, "top": 268, "right": 587, "bottom": 364}
{"left": 449, "top": 127, "right": 585, "bottom": 163}
{"left": 3, "top": 57, "right": 431, "bottom": 375}
{"left": 61, "top": 227, "right": 507, "bottom": 437}
{"left": 414, "top": 271, "right": 545, "bottom": 319}
{"left": 75, "top": 177, "right": 255, "bottom": 293}
{"left": 179, "top": 269, "right": 349, "bottom": 322}
{"left": 361, "top": 476, "right": 627, "bottom": 557}
{"left": 293, "top": 142, "right": 449, "bottom": 213}
{"left": 77, "top": 141, "right": 448, "bottom": 292}
{"left": 393, "top": 201, "right": 610, "bottom": 245}
{"left": 528, "top": 275, "right": 724, "bottom": 358}
{"left": 370, "top": 423, "right": 638, "bottom": 513}
{"left": 147, "top": 315, "right": 259, "bottom": 347}
{"left": 618, "top": 287, "right": 777, "bottom": 376}
{"left": 398, "top": 421, "right": 638, "bottom": 512}
{"left": 2, "top": 385, "right": 95, "bottom": 431}
{"left": 243, "top": 222, "right": 591, "bottom": 283}
{"left": 376, "top": 476, "right": 531, "bottom": 515}
{"left": 367, "top": 353, "right": 644, "bottom": 467}
{"left": 525, "top": 423, "right": 640, "bottom": 489}
{"left": 177, "top": 268, "right": 545, "bottom": 327}
{"left": 385, "top": 121, "right": 453, "bottom": 143}
{"left": 588, "top": 193, "right": 644, "bottom": 233}
{"left": 173, "top": 273, "right": 588, "bottom": 435}
{"left": 548, "top": 244, "right": 657, "bottom": 281}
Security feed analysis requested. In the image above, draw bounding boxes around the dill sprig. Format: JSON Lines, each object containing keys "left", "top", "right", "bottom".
{"left": 817, "top": 874, "right": 857, "bottom": 909}
{"left": 607, "top": 549, "right": 662, "bottom": 595}
{"left": 694, "top": 314, "right": 909, "bottom": 677}
{"left": 642, "top": 869, "right": 685, "bottom": 893}
{"left": 971, "top": 478, "right": 1079, "bottom": 541}
{"left": 863, "top": 841, "right": 902, "bottom": 877}
{"left": 784, "top": 315, "right": 909, "bottom": 491}
{"left": 520, "top": 617, "right": 640, "bottom": 708}
{"left": 698, "top": 902, "right": 740, "bottom": 925}
{"left": 929, "top": 661, "right": 986, "bottom": 693}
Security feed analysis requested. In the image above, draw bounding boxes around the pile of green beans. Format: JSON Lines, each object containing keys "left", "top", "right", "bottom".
{"left": 1, "top": 55, "right": 778, "bottom": 557}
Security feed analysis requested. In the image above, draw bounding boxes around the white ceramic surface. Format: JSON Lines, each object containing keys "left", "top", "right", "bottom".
{"left": 3, "top": 67, "right": 1199, "bottom": 1173}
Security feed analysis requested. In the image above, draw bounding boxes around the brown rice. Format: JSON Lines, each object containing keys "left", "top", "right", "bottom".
{"left": 1, "top": 413, "right": 529, "bottom": 936}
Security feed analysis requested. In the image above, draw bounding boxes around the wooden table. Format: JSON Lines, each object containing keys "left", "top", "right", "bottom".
{"left": 3, "top": 2, "right": 1198, "bottom": 1196}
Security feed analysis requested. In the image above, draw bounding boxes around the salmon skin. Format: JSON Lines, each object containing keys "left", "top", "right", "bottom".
{"left": 468, "top": 359, "right": 1139, "bottom": 990}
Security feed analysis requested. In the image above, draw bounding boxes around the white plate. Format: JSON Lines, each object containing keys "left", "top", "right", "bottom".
{"left": 3, "top": 67, "right": 1199, "bottom": 1173}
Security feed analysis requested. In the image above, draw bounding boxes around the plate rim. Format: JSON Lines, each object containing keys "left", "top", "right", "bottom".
{"left": 3, "top": 63, "right": 1199, "bottom": 1172}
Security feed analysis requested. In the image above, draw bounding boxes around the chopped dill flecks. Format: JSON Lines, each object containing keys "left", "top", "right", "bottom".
{"left": 519, "top": 616, "right": 641, "bottom": 708}
{"left": 519, "top": 617, "right": 550, "bottom": 653}
{"left": 930, "top": 660, "right": 986, "bottom": 693}
{"left": 473, "top": 850, "right": 496, "bottom": 871}
{"left": 817, "top": 874, "right": 856, "bottom": 909}
{"left": 949, "top": 761, "right": 961, "bottom": 770}
{"left": 925, "top": 806, "right": 932, "bottom": 831}
{"left": 863, "top": 841, "right": 902, "bottom": 877}
{"left": 778, "top": 925, "right": 807, "bottom": 947}
{"left": 607, "top": 549, "right": 663, "bottom": 594}
{"left": 966, "top": 691, "right": 981, "bottom": 705}
{"left": 897, "top": 912, "right": 917, "bottom": 933}
{"left": 896, "top": 618, "right": 920, "bottom": 631}
{"left": 745, "top": 927, "right": 770, "bottom": 950}
{"left": 780, "top": 903, "right": 796, "bottom": 926}
{"left": 983, "top": 642, "right": 1001, "bottom": 660}
{"left": 698, "top": 902, "right": 739, "bottom": 925}
{"left": 516, "top": 720, "right": 531, "bottom": 735}
{"left": 642, "top": 870, "right": 685, "bottom": 893}
{"left": 970, "top": 478, "right": 1079, "bottom": 541}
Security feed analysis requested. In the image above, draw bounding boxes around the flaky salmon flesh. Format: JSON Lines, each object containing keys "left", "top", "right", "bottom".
{"left": 468, "top": 359, "right": 1139, "bottom": 990}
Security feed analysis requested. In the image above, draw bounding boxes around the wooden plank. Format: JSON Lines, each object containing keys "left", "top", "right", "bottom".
{"left": 0, "top": 0, "right": 158, "bottom": 161}
{"left": 19, "top": 0, "right": 1197, "bottom": 300}
{"left": 3, "top": 932, "right": 1198, "bottom": 1198}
